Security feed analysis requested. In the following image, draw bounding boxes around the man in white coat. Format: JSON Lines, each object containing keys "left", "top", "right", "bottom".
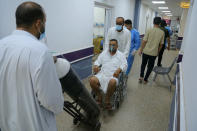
{"left": 0, "top": 2, "right": 64, "bottom": 131}
{"left": 89, "top": 39, "right": 127, "bottom": 110}
{"left": 104, "top": 17, "right": 131, "bottom": 57}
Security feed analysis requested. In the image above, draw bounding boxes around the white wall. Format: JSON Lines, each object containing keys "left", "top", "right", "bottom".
{"left": 0, "top": 0, "right": 136, "bottom": 55}
{"left": 181, "top": 0, "right": 197, "bottom": 130}
{"left": 138, "top": 3, "right": 156, "bottom": 35}
{"left": 178, "top": 8, "right": 189, "bottom": 37}
{"left": 95, "top": 0, "right": 136, "bottom": 26}
{"left": 0, "top": 0, "right": 94, "bottom": 55}
{"left": 93, "top": 7, "right": 105, "bottom": 37}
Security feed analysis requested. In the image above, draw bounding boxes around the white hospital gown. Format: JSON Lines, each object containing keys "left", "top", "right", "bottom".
{"left": 94, "top": 50, "right": 127, "bottom": 93}
{"left": 0, "top": 30, "right": 64, "bottom": 131}
{"left": 104, "top": 27, "right": 131, "bottom": 57}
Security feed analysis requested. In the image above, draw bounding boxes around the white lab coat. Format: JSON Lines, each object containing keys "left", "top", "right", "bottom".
{"left": 104, "top": 27, "right": 131, "bottom": 57}
{"left": 94, "top": 50, "right": 127, "bottom": 93}
{"left": 0, "top": 30, "right": 64, "bottom": 131}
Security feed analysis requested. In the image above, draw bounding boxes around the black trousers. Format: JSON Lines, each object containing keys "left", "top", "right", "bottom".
{"left": 157, "top": 44, "right": 165, "bottom": 66}
{"left": 140, "top": 53, "right": 157, "bottom": 81}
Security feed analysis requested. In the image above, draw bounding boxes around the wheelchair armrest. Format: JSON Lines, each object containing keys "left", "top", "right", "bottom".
{"left": 118, "top": 71, "right": 127, "bottom": 81}
{"left": 118, "top": 72, "right": 124, "bottom": 80}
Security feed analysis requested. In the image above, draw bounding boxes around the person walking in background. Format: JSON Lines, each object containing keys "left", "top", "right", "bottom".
{"left": 157, "top": 19, "right": 171, "bottom": 67}
{"left": 138, "top": 17, "right": 164, "bottom": 84}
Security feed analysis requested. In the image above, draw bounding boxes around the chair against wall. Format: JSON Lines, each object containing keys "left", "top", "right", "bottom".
{"left": 153, "top": 57, "right": 177, "bottom": 91}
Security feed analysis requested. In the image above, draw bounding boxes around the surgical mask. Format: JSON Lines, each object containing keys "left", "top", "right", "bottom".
{"left": 116, "top": 25, "right": 122, "bottom": 31}
{"left": 109, "top": 45, "right": 117, "bottom": 53}
{"left": 39, "top": 32, "right": 45, "bottom": 40}
{"left": 39, "top": 32, "right": 48, "bottom": 45}
{"left": 38, "top": 22, "right": 45, "bottom": 40}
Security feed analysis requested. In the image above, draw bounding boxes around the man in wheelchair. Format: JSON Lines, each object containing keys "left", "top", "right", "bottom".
{"left": 89, "top": 39, "right": 127, "bottom": 110}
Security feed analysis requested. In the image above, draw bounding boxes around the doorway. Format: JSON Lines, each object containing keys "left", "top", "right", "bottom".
{"left": 93, "top": 3, "right": 112, "bottom": 56}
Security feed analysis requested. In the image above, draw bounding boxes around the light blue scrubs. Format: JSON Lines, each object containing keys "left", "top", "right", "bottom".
{"left": 126, "top": 28, "right": 141, "bottom": 75}
{"left": 165, "top": 26, "right": 173, "bottom": 47}
{"left": 165, "top": 26, "right": 173, "bottom": 36}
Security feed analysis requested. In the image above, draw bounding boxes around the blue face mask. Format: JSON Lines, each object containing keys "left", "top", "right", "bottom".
{"left": 39, "top": 32, "right": 45, "bottom": 40}
{"left": 116, "top": 25, "right": 122, "bottom": 31}
{"left": 109, "top": 45, "right": 116, "bottom": 53}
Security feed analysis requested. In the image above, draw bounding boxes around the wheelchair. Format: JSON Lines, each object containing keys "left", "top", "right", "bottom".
{"left": 91, "top": 72, "right": 128, "bottom": 110}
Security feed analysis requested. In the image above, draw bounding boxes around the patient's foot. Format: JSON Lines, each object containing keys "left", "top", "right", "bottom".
{"left": 96, "top": 99, "right": 102, "bottom": 107}
{"left": 96, "top": 95, "right": 102, "bottom": 107}
{"left": 105, "top": 102, "right": 112, "bottom": 110}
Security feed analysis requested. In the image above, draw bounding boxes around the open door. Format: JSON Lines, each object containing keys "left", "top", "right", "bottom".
{"left": 93, "top": 3, "right": 112, "bottom": 56}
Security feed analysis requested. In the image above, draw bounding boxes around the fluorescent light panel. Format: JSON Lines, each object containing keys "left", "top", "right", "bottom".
{"left": 165, "top": 13, "right": 172, "bottom": 15}
{"left": 152, "top": 1, "right": 165, "bottom": 4}
{"left": 162, "top": 10, "right": 171, "bottom": 12}
{"left": 167, "top": 15, "right": 173, "bottom": 16}
{"left": 158, "top": 7, "right": 168, "bottom": 9}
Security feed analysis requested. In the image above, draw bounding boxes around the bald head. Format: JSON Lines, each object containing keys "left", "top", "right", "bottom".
{"left": 15, "top": 1, "right": 45, "bottom": 28}
{"left": 116, "top": 17, "right": 124, "bottom": 25}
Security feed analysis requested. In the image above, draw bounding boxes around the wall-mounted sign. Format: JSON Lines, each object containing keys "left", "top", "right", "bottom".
{"left": 180, "top": 2, "right": 190, "bottom": 8}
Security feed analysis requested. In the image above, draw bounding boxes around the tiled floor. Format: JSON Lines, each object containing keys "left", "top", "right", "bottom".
{"left": 56, "top": 50, "right": 178, "bottom": 131}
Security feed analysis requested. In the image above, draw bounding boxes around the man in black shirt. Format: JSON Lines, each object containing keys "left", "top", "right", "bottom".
{"left": 157, "top": 20, "right": 171, "bottom": 67}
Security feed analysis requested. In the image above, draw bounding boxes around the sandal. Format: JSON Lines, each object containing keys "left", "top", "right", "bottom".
{"left": 105, "top": 103, "right": 112, "bottom": 110}
{"left": 96, "top": 99, "right": 102, "bottom": 107}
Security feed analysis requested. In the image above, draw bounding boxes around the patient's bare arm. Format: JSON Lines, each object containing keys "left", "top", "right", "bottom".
{"left": 53, "top": 56, "right": 57, "bottom": 63}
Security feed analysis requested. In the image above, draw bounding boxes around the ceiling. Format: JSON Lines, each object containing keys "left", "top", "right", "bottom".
{"left": 141, "top": 0, "right": 188, "bottom": 17}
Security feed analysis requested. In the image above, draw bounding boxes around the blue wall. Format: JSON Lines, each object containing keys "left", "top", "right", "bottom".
{"left": 134, "top": 0, "right": 141, "bottom": 30}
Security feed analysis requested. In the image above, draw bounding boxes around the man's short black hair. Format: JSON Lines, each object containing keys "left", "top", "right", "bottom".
{"left": 160, "top": 19, "right": 167, "bottom": 27}
{"left": 110, "top": 39, "right": 118, "bottom": 44}
{"left": 153, "top": 17, "right": 161, "bottom": 25}
{"left": 116, "top": 17, "right": 125, "bottom": 24}
{"left": 125, "top": 19, "right": 132, "bottom": 25}
{"left": 15, "top": 1, "right": 45, "bottom": 28}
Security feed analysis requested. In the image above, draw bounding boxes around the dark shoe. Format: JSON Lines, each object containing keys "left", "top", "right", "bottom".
{"left": 144, "top": 80, "right": 148, "bottom": 84}
{"left": 139, "top": 77, "right": 143, "bottom": 83}
{"left": 157, "top": 64, "right": 162, "bottom": 67}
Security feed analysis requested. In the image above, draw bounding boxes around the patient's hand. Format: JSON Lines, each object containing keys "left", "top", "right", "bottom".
{"left": 113, "top": 68, "right": 122, "bottom": 78}
{"left": 53, "top": 56, "right": 57, "bottom": 63}
{"left": 93, "top": 66, "right": 100, "bottom": 74}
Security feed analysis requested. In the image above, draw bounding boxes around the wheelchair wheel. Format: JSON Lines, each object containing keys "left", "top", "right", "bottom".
{"left": 115, "top": 101, "right": 120, "bottom": 109}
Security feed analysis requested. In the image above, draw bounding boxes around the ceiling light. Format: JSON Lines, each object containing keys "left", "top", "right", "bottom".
{"left": 152, "top": 1, "right": 165, "bottom": 4}
{"left": 158, "top": 7, "right": 168, "bottom": 9}
{"left": 165, "top": 13, "right": 172, "bottom": 15}
{"left": 167, "top": 15, "right": 173, "bottom": 17}
{"left": 162, "top": 11, "right": 171, "bottom": 12}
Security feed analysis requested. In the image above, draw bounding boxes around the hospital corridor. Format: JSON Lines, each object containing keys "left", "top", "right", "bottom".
{"left": 0, "top": 0, "right": 196, "bottom": 131}
{"left": 56, "top": 50, "right": 178, "bottom": 131}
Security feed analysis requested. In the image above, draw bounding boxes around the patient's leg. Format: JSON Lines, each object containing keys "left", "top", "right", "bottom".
{"left": 89, "top": 76, "right": 102, "bottom": 102}
{"left": 105, "top": 79, "right": 117, "bottom": 105}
